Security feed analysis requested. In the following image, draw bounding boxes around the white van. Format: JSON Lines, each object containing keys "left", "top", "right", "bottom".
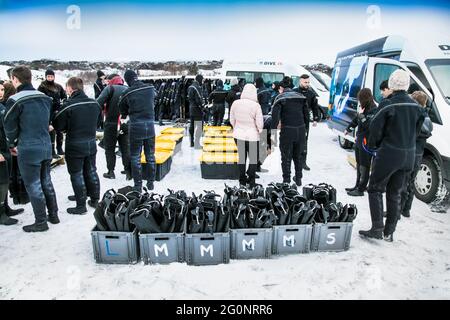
{"left": 220, "top": 60, "right": 330, "bottom": 120}
{"left": 328, "top": 35, "right": 450, "bottom": 203}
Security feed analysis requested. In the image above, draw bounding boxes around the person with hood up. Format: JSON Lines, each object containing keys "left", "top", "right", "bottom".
{"left": 188, "top": 74, "right": 205, "bottom": 148}
{"left": 119, "top": 70, "right": 156, "bottom": 191}
{"left": 359, "top": 70, "right": 425, "bottom": 242}
{"left": 208, "top": 79, "right": 228, "bottom": 126}
{"left": 271, "top": 76, "right": 308, "bottom": 187}
{"left": 97, "top": 74, "right": 131, "bottom": 180}
{"left": 94, "top": 70, "right": 106, "bottom": 99}
{"left": 344, "top": 88, "right": 378, "bottom": 196}
{"left": 53, "top": 77, "right": 101, "bottom": 214}
{"left": 230, "top": 84, "right": 264, "bottom": 187}
{"left": 38, "top": 69, "right": 67, "bottom": 158}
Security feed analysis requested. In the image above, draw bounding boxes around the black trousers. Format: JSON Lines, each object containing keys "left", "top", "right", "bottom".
{"left": 129, "top": 135, "right": 155, "bottom": 189}
{"left": 280, "top": 127, "right": 306, "bottom": 183}
{"left": 235, "top": 139, "right": 259, "bottom": 185}
{"left": 103, "top": 123, "right": 131, "bottom": 173}
{"left": 300, "top": 122, "right": 310, "bottom": 166}
{"left": 19, "top": 158, "right": 58, "bottom": 223}
{"left": 212, "top": 104, "right": 225, "bottom": 126}
{"left": 66, "top": 153, "right": 100, "bottom": 205}
{"left": 50, "top": 130, "right": 64, "bottom": 152}
{"left": 189, "top": 116, "right": 203, "bottom": 149}
{"left": 401, "top": 154, "right": 422, "bottom": 215}
{"left": 368, "top": 148, "right": 414, "bottom": 235}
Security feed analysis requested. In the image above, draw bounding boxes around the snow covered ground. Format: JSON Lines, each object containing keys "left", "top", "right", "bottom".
{"left": 0, "top": 122, "right": 449, "bottom": 300}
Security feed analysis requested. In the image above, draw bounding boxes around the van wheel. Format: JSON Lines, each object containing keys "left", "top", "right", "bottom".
{"left": 338, "top": 135, "right": 353, "bottom": 149}
{"left": 415, "top": 156, "right": 441, "bottom": 203}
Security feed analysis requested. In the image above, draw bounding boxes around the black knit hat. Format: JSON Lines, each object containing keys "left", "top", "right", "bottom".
{"left": 195, "top": 74, "right": 203, "bottom": 83}
{"left": 124, "top": 70, "right": 138, "bottom": 86}
{"left": 280, "top": 76, "right": 292, "bottom": 88}
{"left": 97, "top": 70, "right": 105, "bottom": 78}
{"left": 45, "top": 69, "right": 55, "bottom": 77}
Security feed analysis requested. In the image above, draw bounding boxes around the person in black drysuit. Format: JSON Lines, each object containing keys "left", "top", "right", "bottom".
{"left": 38, "top": 69, "right": 67, "bottom": 158}
{"left": 208, "top": 79, "right": 228, "bottom": 126}
{"left": 119, "top": 70, "right": 156, "bottom": 191}
{"left": 94, "top": 70, "right": 106, "bottom": 131}
{"left": 360, "top": 70, "right": 425, "bottom": 242}
{"left": 226, "top": 79, "right": 242, "bottom": 113}
{"left": 255, "top": 77, "right": 272, "bottom": 115}
{"left": 270, "top": 81, "right": 280, "bottom": 105}
{"left": 188, "top": 74, "right": 205, "bottom": 149}
{"left": 0, "top": 100, "right": 19, "bottom": 225}
{"left": 400, "top": 91, "right": 433, "bottom": 218}
{"left": 4, "top": 66, "right": 59, "bottom": 232}
{"left": 53, "top": 77, "right": 101, "bottom": 214}
{"left": 294, "top": 74, "right": 320, "bottom": 171}
{"left": 97, "top": 74, "right": 131, "bottom": 180}
{"left": 344, "top": 88, "right": 378, "bottom": 197}
{"left": 271, "top": 77, "right": 308, "bottom": 186}
{"left": 170, "top": 79, "right": 182, "bottom": 120}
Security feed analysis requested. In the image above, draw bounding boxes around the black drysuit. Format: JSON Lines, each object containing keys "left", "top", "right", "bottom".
{"left": 367, "top": 91, "right": 425, "bottom": 235}
{"left": 97, "top": 84, "right": 131, "bottom": 174}
{"left": 401, "top": 109, "right": 433, "bottom": 215}
{"left": 257, "top": 87, "right": 272, "bottom": 115}
{"left": 271, "top": 88, "right": 308, "bottom": 183}
{"left": 119, "top": 81, "right": 156, "bottom": 190}
{"left": 53, "top": 90, "right": 101, "bottom": 205}
{"left": 295, "top": 86, "right": 319, "bottom": 167}
{"left": 4, "top": 84, "right": 58, "bottom": 224}
{"left": 38, "top": 80, "right": 67, "bottom": 154}
{"left": 188, "top": 81, "right": 205, "bottom": 148}
{"left": 208, "top": 86, "right": 228, "bottom": 126}
{"left": 345, "top": 104, "right": 377, "bottom": 191}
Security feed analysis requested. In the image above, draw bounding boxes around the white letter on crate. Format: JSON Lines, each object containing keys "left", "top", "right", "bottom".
{"left": 242, "top": 239, "right": 255, "bottom": 251}
{"left": 200, "top": 244, "right": 214, "bottom": 257}
{"left": 283, "top": 235, "right": 295, "bottom": 247}
{"left": 154, "top": 243, "right": 169, "bottom": 257}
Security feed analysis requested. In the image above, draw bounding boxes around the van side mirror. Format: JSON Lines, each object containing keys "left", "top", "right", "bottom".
{"left": 427, "top": 100, "right": 443, "bottom": 125}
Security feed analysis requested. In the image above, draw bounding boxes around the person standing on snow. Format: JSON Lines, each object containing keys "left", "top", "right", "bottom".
{"left": 119, "top": 70, "right": 156, "bottom": 192}
{"left": 230, "top": 84, "right": 264, "bottom": 188}
{"left": 400, "top": 90, "right": 433, "bottom": 218}
{"left": 344, "top": 88, "right": 378, "bottom": 197}
{"left": 97, "top": 74, "right": 131, "bottom": 180}
{"left": 4, "top": 66, "right": 59, "bottom": 232}
{"left": 53, "top": 77, "right": 101, "bottom": 215}
{"left": 294, "top": 74, "right": 320, "bottom": 171}
{"left": 188, "top": 74, "right": 205, "bottom": 148}
{"left": 38, "top": 69, "right": 67, "bottom": 158}
{"left": 271, "top": 76, "right": 308, "bottom": 187}
{"left": 226, "top": 78, "right": 242, "bottom": 117}
{"left": 255, "top": 77, "right": 272, "bottom": 116}
{"left": 94, "top": 70, "right": 106, "bottom": 132}
{"left": 208, "top": 79, "right": 228, "bottom": 126}
{"left": 359, "top": 70, "right": 425, "bottom": 242}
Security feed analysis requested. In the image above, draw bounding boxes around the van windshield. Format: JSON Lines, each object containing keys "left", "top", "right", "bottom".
{"left": 226, "top": 71, "right": 283, "bottom": 87}
{"left": 426, "top": 59, "right": 450, "bottom": 104}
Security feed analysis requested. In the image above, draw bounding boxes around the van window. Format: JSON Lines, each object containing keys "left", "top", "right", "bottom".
{"left": 373, "top": 63, "right": 400, "bottom": 102}
{"left": 226, "top": 71, "right": 284, "bottom": 88}
{"left": 405, "top": 63, "right": 432, "bottom": 92}
{"left": 226, "top": 71, "right": 255, "bottom": 84}
{"left": 426, "top": 59, "right": 450, "bottom": 105}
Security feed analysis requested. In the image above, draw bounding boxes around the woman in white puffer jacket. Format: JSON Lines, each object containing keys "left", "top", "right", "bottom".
{"left": 230, "top": 84, "right": 264, "bottom": 187}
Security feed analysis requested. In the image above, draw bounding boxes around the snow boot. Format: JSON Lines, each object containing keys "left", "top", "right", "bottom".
{"left": 68, "top": 195, "right": 76, "bottom": 201}
{"left": 347, "top": 189, "right": 364, "bottom": 197}
{"left": 23, "top": 222, "right": 49, "bottom": 233}
{"left": 293, "top": 176, "right": 302, "bottom": 187}
{"left": 103, "top": 171, "right": 115, "bottom": 179}
{"left": 67, "top": 198, "right": 87, "bottom": 215}
{"left": 303, "top": 163, "right": 311, "bottom": 171}
{"left": 359, "top": 228, "right": 383, "bottom": 239}
{"left": 146, "top": 181, "right": 154, "bottom": 191}
{"left": 5, "top": 202, "right": 24, "bottom": 217}
{"left": 383, "top": 233, "right": 394, "bottom": 242}
{"left": 0, "top": 206, "right": 18, "bottom": 225}
{"left": 47, "top": 213, "right": 60, "bottom": 225}
{"left": 88, "top": 199, "right": 99, "bottom": 209}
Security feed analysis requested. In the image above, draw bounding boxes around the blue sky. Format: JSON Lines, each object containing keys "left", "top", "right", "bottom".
{"left": 0, "top": 1, "right": 448, "bottom": 64}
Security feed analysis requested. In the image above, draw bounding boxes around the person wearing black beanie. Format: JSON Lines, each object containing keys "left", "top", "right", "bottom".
{"left": 187, "top": 74, "right": 206, "bottom": 148}
{"left": 118, "top": 70, "right": 157, "bottom": 192}
{"left": 38, "top": 68, "right": 67, "bottom": 157}
{"left": 94, "top": 70, "right": 106, "bottom": 99}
